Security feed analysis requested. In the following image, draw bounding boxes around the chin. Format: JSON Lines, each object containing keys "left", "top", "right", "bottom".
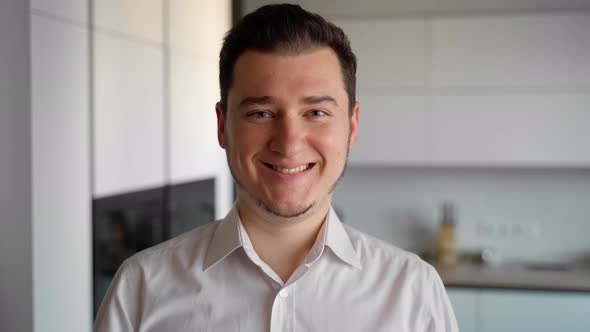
{"left": 260, "top": 201, "right": 314, "bottom": 219}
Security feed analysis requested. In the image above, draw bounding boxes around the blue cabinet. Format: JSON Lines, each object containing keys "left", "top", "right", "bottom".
{"left": 447, "top": 287, "right": 590, "bottom": 332}
{"left": 447, "top": 288, "right": 479, "bottom": 332}
{"left": 480, "top": 290, "right": 590, "bottom": 332}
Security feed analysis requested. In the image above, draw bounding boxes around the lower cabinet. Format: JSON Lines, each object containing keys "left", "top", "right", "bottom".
{"left": 447, "top": 288, "right": 479, "bottom": 332}
{"left": 447, "top": 287, "right": 590, "bottom": 332}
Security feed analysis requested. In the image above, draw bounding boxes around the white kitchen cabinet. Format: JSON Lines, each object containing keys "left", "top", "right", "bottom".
{"left": 30, "top": 0, "right": 87, "bottom": 23}
{"left": 167, "top": 0, "right": 231, "bottom": 184}
{"left": 345, "top": 13, "right": 590, "bottom": 167}
{"left": 167, "top": 0, "right": 233, "bottom": 218}
{"left": 431, "top": 14, "right": 590, "bottom": 88}
{"left": 427, "top": 13, "right": 590, "bottom": 166}
{"left": 447, "top": 288, "right": 479, "bottom": 332}
{"left": 430, "top": 94, "right": 590, "bottom": 166}
{"left": 349, "top": 95, "right": 426, "bottom": 165}
{"left": 93, "top": 33, "right": 165, "bottom": 197}
{"left": 168, "top": 0, "right": 231, "bottom": 59}
{"left": 93, "top": 0, "right": 163, "bottom": 43}
{"left": 30, "top": 13, "right": 92, "bottom": 332}
{"left": 169, "top": 53, "right": 226, "bottom": 183}
{"left": 333, "top": 19, "right": 427, "bottom": 91}
{"left": 480, "top": 290, "right": 590, "bottom": 332}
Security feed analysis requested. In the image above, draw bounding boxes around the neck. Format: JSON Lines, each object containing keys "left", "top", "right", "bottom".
{"left": 236, "top": 197, "right": 331, "bottom": 282}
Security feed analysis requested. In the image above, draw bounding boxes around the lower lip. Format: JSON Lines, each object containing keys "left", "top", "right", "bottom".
{"left": 260, "top": 162, "right": 315, "bottom": 181}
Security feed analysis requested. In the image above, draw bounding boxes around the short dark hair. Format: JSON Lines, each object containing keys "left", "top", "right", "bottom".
{"left": 219, "top": 4, "right": 357, "bottom": 114}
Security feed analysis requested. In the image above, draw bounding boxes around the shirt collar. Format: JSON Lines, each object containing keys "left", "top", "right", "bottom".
{"left": 203, "top": 205, "right": 362, "bottom": 271}
{"left": 324, "top": 206, "right": 362, "bottom": 270}
{"left": 203, "top": 207, "right": 242, "bottom": 271}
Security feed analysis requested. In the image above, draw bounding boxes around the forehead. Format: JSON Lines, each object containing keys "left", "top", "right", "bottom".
{"left": 229, "top": 48, "right": 347, "bottom": 104}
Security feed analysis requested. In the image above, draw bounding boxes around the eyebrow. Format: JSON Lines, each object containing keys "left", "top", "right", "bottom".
{"left": 238, "top": 96, "right": 275, "bottom": 108}
{"left": 301, "top": 95, "right": 338, "bottom": 106}
{"left": 238, "top": 95, "right": 338, "bottom": 108}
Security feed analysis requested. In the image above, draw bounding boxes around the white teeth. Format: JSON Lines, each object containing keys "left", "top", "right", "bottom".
{"left": 272, "top": 164, "right": 310, "bottom": 174}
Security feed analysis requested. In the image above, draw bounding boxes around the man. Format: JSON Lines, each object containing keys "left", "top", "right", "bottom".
{"left": 95, "top": 4, "right": 459, "bottom": 331}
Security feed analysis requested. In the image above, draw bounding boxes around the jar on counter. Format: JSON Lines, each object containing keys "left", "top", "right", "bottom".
{"left": 436, "top": 202, "right": 458, "bottom": 266}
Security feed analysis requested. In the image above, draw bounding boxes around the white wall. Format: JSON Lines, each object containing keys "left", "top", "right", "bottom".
{"left": 0, "top": 1, "right": 33, "bottom": 331}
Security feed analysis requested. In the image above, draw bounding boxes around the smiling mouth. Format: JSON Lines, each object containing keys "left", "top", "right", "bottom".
{"left": 261, "top": 162, "right": 315, "bottom": 174}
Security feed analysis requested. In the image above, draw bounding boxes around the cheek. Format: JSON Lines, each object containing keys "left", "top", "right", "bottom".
{"left": 315, "top": 125, "right": 350, "bottom": 160}
{"left": 230, "top": 125, "right": 267, "bottom": 157}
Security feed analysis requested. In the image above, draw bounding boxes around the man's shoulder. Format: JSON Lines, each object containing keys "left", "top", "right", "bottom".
{"left": 342, "top": 223, "right": 435, "bottom": 276}
{"left": 119, "top": 219, "right": 221, "bottom": 276}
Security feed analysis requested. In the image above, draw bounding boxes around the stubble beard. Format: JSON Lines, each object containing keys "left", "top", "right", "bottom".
{"left": 224, "top": 134, "right": 350, "bottom": 220}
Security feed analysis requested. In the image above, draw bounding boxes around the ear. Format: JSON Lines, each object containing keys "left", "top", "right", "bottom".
{"left": 215, "top": 102, "right": 226, "bottom": 149}
{"left": 348, "top": 101, "right": 360, "bottom": 150}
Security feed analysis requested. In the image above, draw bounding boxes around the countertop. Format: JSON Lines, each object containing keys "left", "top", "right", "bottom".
{"left": 431, "top": 261, "right": 590, "bottom": 292}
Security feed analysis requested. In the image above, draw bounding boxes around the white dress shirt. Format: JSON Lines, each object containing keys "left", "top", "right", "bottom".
{"left": 94, "top": 206, "right": 459, "bottom": 331}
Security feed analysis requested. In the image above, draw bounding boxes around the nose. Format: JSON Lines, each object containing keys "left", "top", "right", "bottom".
{"left": 269, "top": 114, "right": 306, "bottom": 157}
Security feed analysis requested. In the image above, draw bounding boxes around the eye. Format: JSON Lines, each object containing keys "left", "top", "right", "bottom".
{"left": 246, "top": 110, "right": 273, "bottom": 119}
{"left": 308, "top": 109, "right": 328, "bottom": 117}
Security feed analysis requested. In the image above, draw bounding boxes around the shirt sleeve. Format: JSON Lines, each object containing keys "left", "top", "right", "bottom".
{"left": 94, "top": 259, "right": 140, "bottom": 332}
{"left": 423, "top": 265, "right": 460, "bottom": 332}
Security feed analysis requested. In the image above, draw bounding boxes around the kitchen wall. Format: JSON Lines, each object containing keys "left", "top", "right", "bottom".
{"left": 334, "top": 167, "right": 590, "bottom": 262}
{"left": 0, "top": 1, "right": 33, "bottom": 331}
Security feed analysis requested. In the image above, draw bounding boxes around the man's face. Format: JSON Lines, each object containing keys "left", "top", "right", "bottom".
{"left": 216, "top": 47, "right": 359, "bottom": 219}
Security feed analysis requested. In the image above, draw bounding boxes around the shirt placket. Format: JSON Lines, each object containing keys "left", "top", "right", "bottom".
{"left": 270, "top": 283, "right": 295, "bottom": 332}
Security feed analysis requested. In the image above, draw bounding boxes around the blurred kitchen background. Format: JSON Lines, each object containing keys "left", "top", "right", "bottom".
{"left": 1, "top": 0, "right": 589, "bottom": 331}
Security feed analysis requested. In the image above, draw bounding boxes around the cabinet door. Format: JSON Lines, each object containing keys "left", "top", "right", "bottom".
{"left": 168, "top": 0, "right": 231, "bottom": 59}
{"left": 93, "top": 0, "right": 162, "bottom": 43}
{"left": 169, "top": 54, "right": 226, "bottom": 183}
{"left": 429, "top": 13, "right": 590, "bottom": 166}
{"left": 447, "top": 288, "right": 479, "bottom": 332}
{"left": 480, "top": 290, "right": 590, "bottom": 332}
{"left": 349, "top": 95, "right": 426, "bottom": 165}
{"left": 31, "top": 13, "right": 92, "bottom": 332}
{"left": 431, "top": 14, "right": 590, "bottom": 88}
{"left": 333, "top": 19, "right": 427, "bottom": 91}
{"left": 168, "top": 0, "right": 231, "bottom": 184}
{"left": 93, "top": 33, "right": 165, "bottom": 197}
{"left": 30, "top": 0, "right": 87, "bottom": 23}
{"left": 430, "top": 94, "right": 590, "bottom": 166}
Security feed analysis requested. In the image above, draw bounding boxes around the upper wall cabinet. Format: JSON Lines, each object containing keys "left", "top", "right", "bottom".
{"left": 168, "top": 0, "right": 231, "bottom": 59}
{"left": 334, "top": 19, "right": 428, "bottom": 91}
{"left": 429, "top": 14, "right": 590, "bottom": 166}
{"left": 430, "top": 94, "right": 590, "bottom": 166}
{"left": 431, "top": 14, "right": 590, "bottom": 88}
{"left": 341, "top": 13, "right": 590, "bottom": 167}
{"left": 349, "top": 95, "right": 426, "bottom": 165}
{"left": 30, "top": 0, "right": 87, "bottom": 23}
{"left": 93, "top": 34, "right": 165, "bottom": 198}
{"left": 335, "top": 19, "right": 428, "bottom": 165}
{"left": 94, "top": 0, "right": 163, "bottom": 43}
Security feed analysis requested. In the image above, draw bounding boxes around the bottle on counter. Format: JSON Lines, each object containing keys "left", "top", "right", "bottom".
{"left": 436, "top": 202, "right": 458, "bottom": 266}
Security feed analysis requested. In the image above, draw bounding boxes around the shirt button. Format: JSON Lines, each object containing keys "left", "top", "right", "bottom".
{"left": 279, "top": 290, "right": 289, "bottom": 298}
